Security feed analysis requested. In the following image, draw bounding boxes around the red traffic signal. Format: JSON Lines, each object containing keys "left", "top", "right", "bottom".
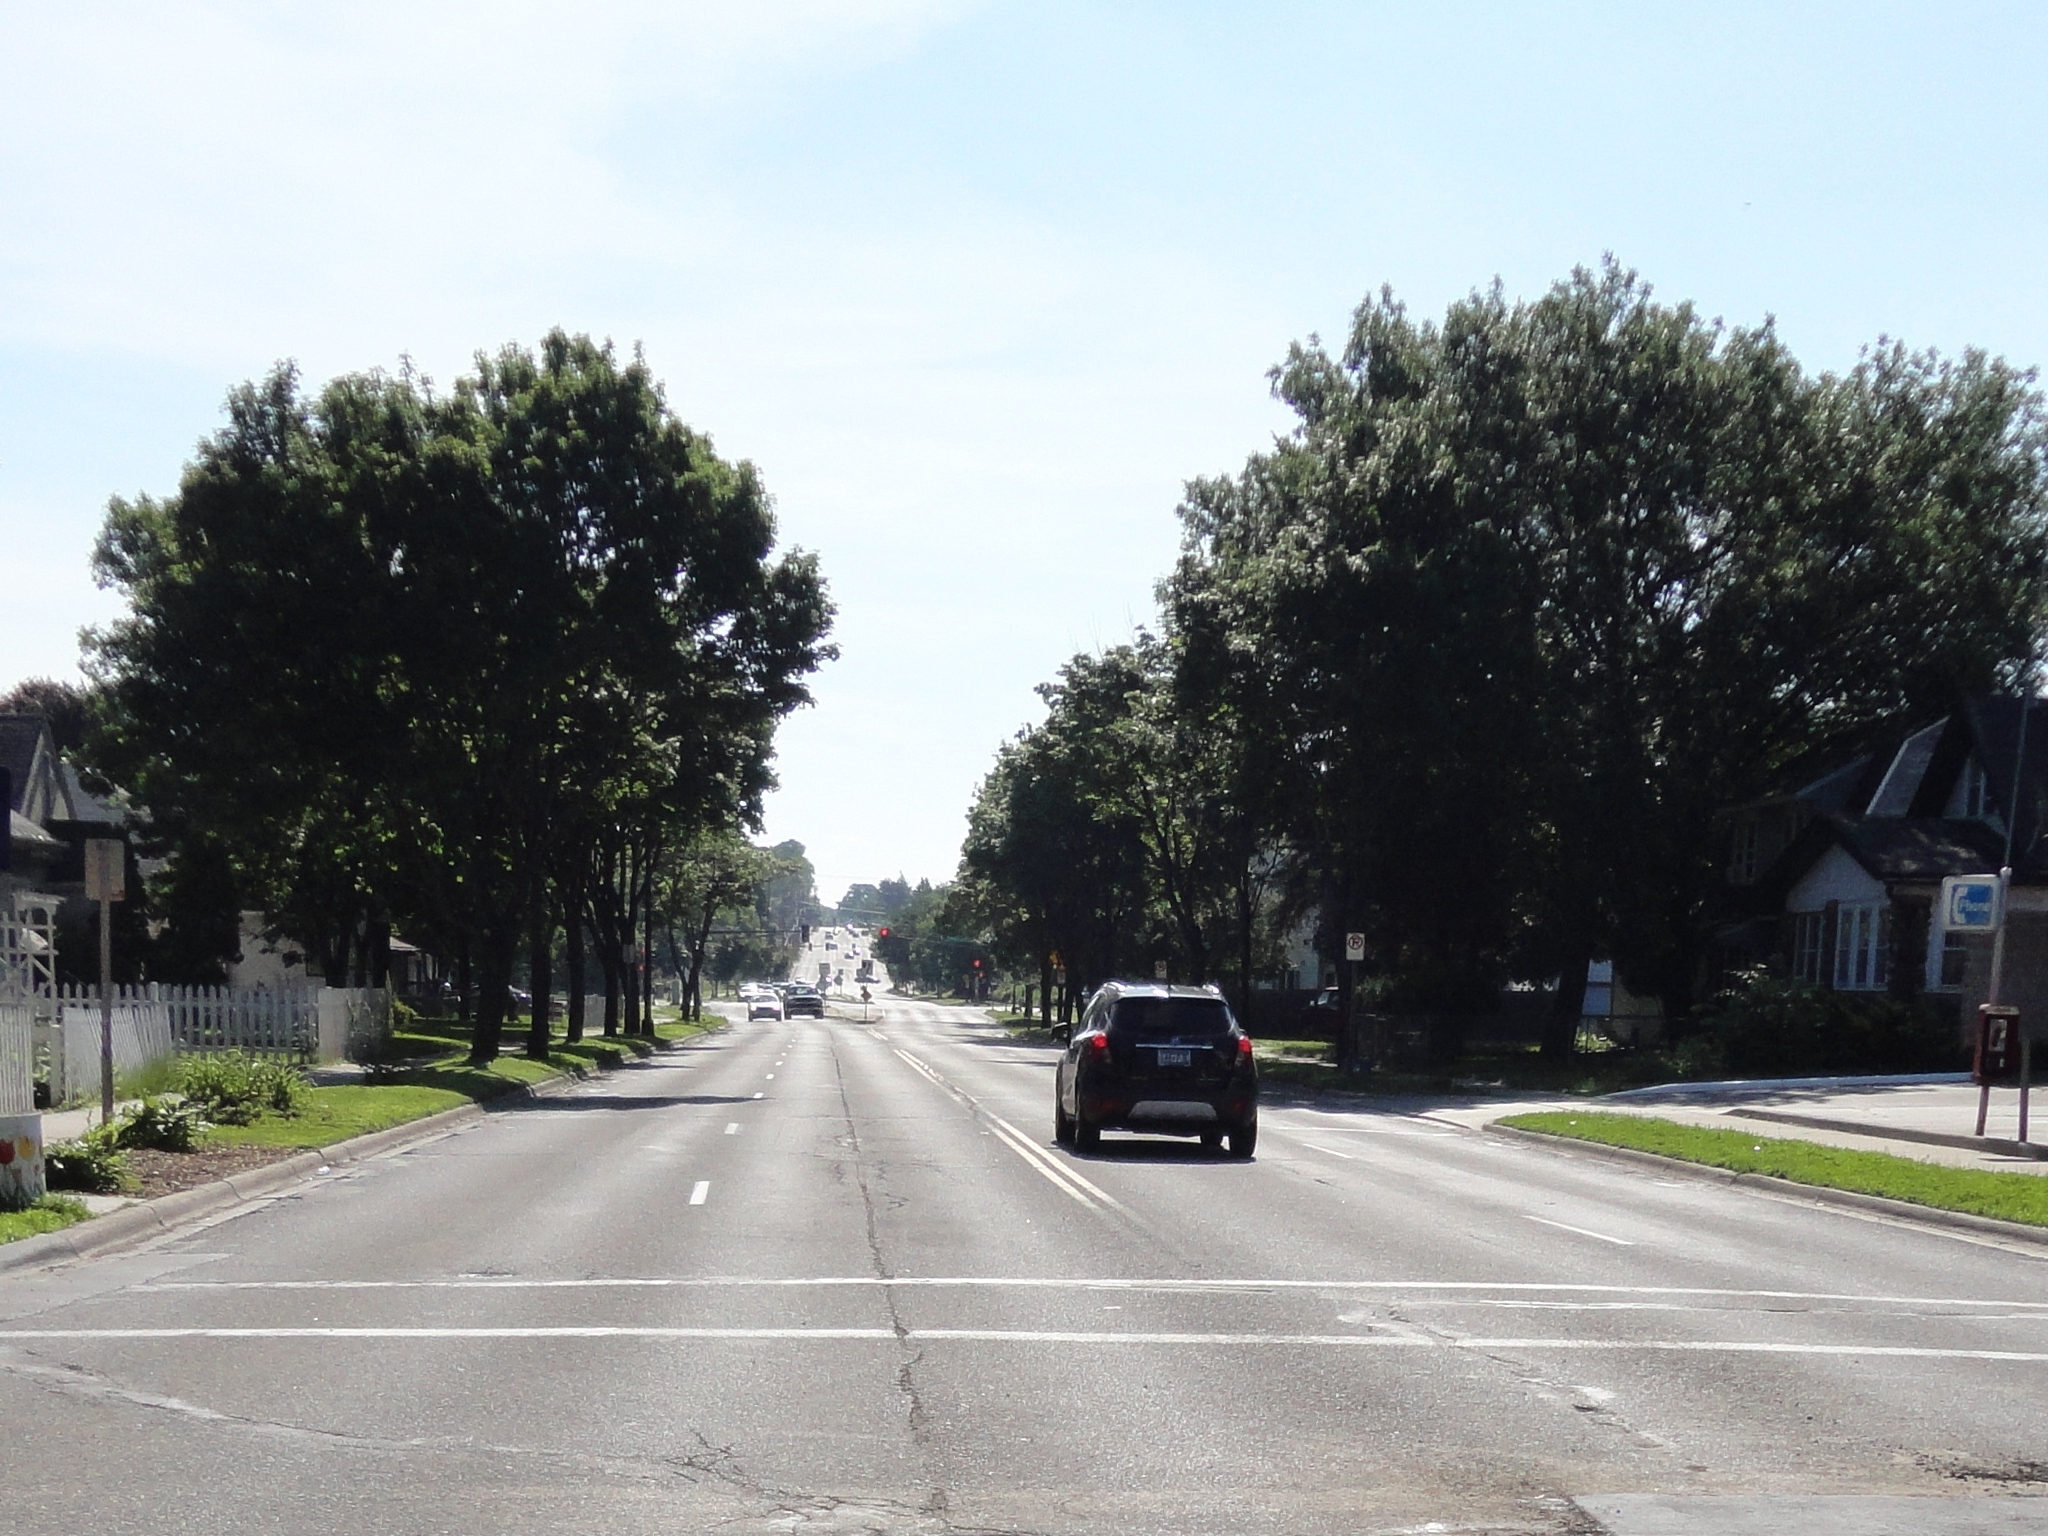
{"left": 971, "top": 959, "right": 982, "bottom": 969}
{"left": 878, "top": 927, "right": 890, "bottom": 939}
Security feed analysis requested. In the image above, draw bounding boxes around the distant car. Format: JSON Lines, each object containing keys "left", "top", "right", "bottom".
{"left": 1053, "top": 981, "right": 1257, "bottom": 1157}
{"left": 783, "top": 984, "right": 825, "bottom": 1018}
{"left": 747, "top": 991, "right": 783, "bottom": 1021}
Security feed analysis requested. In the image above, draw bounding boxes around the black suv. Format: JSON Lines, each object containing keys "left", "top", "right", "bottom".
{"left": 783, "top": 984, "right": 826, "bottom": 1018}
{"left": 1053, "top": 982, "right": 1257, "bottom": 1157}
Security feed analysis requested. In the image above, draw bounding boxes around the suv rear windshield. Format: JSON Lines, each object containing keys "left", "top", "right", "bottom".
{"left": 1108, "top": 997, "right": 1234, "bottom": 1042}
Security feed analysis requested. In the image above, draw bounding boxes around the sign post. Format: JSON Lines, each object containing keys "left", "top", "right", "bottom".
{"left": 1944, "top": 872, "right": 2015, "bottom": 1138}
{"left": 84, "top": 839, "right": 126, "bottom": 1127}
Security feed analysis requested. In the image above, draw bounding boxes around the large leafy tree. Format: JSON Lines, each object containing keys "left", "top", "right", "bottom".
{"left": 90, "top": 332, "right": 831, "bottom": 1059}
{"left": 1165, "top": 261, "right": 2048, "bottom": 1039}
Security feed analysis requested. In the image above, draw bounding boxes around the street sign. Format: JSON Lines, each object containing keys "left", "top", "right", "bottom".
{"left": 1940, "top": 874, "right": 2002, "bottom": 932}
{"left": 1153, "top": 959, "right": 1168, "bottom": 979}
{"left": 84, "top": 839, "right": 125, "bottom": 902}
{"left": 1344, "top": 932, "right": 1366, "bottom": 962}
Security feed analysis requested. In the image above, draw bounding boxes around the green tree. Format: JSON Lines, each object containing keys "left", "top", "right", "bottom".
{"left": 90, "top": 333, "right": 832, "bottom": 1060}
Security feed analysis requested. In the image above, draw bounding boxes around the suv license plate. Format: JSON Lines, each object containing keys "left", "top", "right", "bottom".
{"left": 1157, "top": 1048, "right": 1191, "bottom": 1067}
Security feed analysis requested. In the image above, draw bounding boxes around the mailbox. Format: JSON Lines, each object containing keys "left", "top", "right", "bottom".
{"left": 1975, "top": 1004, "right": 2022, "bottom": 1086}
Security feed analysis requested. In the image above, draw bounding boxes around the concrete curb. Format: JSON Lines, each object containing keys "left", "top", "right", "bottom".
{"left": 0, "top": 1023, "right": 724, "bottom": 1277}
{"left": 1483, "top": 1121, "right": 2048, "bottom": 1251}
{"left": 1725, "top": 1105, "right": 2048, "bottom": 1162}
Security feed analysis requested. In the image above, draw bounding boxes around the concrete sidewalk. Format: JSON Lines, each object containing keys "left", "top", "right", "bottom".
{"left": 1429, "top": 1073, "right": 2048, "bottom": 1175}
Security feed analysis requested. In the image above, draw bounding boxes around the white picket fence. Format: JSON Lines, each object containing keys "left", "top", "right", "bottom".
{"left": 41, "top": 985, "right": 392, "bottom": 1105}
{"left": 56, "top": 999, "right": 176, "bottom": 1101}
{"left": 56, "top": 983, "right": 316, "bottom": 1057}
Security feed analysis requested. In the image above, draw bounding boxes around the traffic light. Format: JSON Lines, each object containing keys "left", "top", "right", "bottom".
{"left": 800, "top": 924, "right": 810, "bottom": 945}
{"left": 878, "top": 927, "right": 890, "bottom": 939}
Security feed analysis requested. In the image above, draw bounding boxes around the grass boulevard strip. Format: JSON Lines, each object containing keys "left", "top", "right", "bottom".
{"left": 1499, "top": 1110, "right": 2048, "bottom": 1229}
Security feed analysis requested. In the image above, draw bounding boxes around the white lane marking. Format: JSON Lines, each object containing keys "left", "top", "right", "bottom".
{"left": 689, "top": 1182, "right": 710, "bottom": 1205}
{"left": 130, "top": 1279, "right": 2048, "bottom": 1309}
{"left": 766, "top": 1074, "right": 775, "bottom": 1080}
{"left": 887, "top": 1045, "right": 1128, "bottom": 1215}
{"left": 8, "top": 1328, "right": 2048, "bottom": 1361}
{"left": 752, "top": 1092, "right": 764, "bottom": 1100}
{"left": 1524, "top": 1215, "right": 1635, "bottom": 1247}
{"left": 725, "top": 1123, "right": 739, "bottom": 1135}
{"left": 1289, "top": 1139, "right": 1357, "bottom": 1161}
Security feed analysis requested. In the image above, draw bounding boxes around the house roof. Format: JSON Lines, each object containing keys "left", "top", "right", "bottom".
{"left": 1866, "top": 721, "right": 1948, "bottom": 816}
{"left": 56, "top": 759, "right": 124, "bottom": 826}
{"left": 1830, "top": 815, "right": 2005, "bottom": 882}
{"left": 0, "top": 717, "right": 40, "bottom": 814}
{"left": 8, "top": 809, "right": 59, "bottom": 849}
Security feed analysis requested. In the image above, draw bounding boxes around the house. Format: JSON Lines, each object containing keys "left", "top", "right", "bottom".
{"left": 1721, "top": 698, "right": 2048, "bottom": 1026}
{"left": 1, "top": 714, "right": 71, "bottom": 892}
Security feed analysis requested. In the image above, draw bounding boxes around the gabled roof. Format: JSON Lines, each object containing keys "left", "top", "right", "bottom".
{"left": 1866, "top": 720, "right": 1948, "bottom": 816}
{"left": 1754, "top": 810, "right": 2004, "bottom": 903}
{"left": 0, "top": 717, "right": 41, "bottom": 812}
{"left": 0, "top": 715, "right": 70, "bottom": 824}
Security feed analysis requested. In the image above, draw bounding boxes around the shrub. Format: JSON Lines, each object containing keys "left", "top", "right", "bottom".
{"left": 115, "top": 1095, "right": 211, "bottom": 1152}
{"left": 1697, "top": 967, "right": 1963, "bottom": 1078}
{"left": 175, "top": 1052, "right": 308, "bottom": 1123}
{"left": 45, "top": 1124, "right": 132, "bottom": 1194}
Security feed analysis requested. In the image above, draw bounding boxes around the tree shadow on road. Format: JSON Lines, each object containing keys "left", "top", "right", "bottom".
{"left": 494, "top": 1093, "right": 761, "bottom": 1112}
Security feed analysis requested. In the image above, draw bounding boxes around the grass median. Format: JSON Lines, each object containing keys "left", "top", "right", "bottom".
{"left": 207, "top": 1013, "right": 722, "bottom": 1150}
{"left": 1499, "top": 1110, "right": 2048, "bottom": 1229}
{"left": 0, "top": 1195, "right": 90, "bottom": 1245}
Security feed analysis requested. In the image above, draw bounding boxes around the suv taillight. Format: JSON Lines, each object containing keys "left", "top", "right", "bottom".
{"left": 1087, "top": 1032, "right": 1110, "bottom": 1056}
{"left": 1236, "top": 1034, "right": 1254, "bottom": 1060}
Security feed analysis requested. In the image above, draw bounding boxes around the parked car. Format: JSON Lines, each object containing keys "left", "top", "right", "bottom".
{"left": 1053, "top": 981, "right": 1257, "bottom": 1157}
{"left": 783, "top": 984, "right": 826, "bottom": 1018}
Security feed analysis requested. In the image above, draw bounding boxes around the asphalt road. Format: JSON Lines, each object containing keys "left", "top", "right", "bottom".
{"left": 2, "top": 1000, "right": 2046, "bottom": 1535}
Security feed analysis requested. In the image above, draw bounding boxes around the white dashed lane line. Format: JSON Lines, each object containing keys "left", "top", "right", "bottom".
{"left": 1524, "top": 1214, "right": 1634, "bottom": 1247}
{"left": 690, "top": 1181, "right": 711, "bottom": 1206}
{"left": 725, "top": 1123, "right": 739, "bottom": 1135}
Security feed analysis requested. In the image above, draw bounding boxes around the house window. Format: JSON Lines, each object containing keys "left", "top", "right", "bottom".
{"left": 1961, "top": 758, "right": 1995, "bottom": 821}
{"left": 1931, "top": 930, "right": 1968, "bottom": 991}
{"left": 1833, "top": 903, "right": 1889, "bottom": 991}
{"left": 1729, "top": 820, "right": 1761, "bottom": 884}
{"left": 1790, "top": 912, "right": 1826, "bottom": 984}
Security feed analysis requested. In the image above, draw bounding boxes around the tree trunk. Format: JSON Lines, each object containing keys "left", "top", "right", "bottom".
{"left": 1541, "top": 951, "right": 1592, "bottom": 1061}
{"left": 527, "top": 885, "right": 552, "bottom": 1060}
{"left": 1235, "top": 868, "right": 1255, "bottom": 1021}
{"left": 641, "top": 902, "right": 657, "bottom": 1034}
{"left": 564, "top": 901, "right": 586, "bottom": 1044}
{"left": 601, "top": 934, "right": 621, "bottom": 1038}
{"left": 457, "top": 941, "right": 473, "bottom": 1025}
{"left": 469, "top": 925, "right": 516, "bottom": 1063}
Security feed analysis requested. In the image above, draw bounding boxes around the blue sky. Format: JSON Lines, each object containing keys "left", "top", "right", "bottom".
{"left": 6, "top": 1, "right": 2047, "bottom": 905}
